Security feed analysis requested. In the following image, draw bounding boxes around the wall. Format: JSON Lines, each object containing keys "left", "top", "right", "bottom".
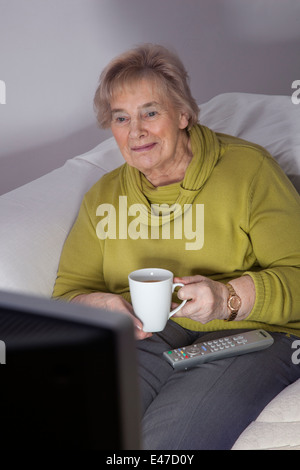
{"left": 0, "top": 0, "right": 299, "bottom": 194}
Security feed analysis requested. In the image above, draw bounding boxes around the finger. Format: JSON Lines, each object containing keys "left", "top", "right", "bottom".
{"left": 176, "top": 282, "right": 205, "bottom": 301}
{"left": 172, "top": 293, "right": 203, "bottom": 318}
{"left": 171, "top": 300, "right": 193, "bottom": 318}
{"left": 173, "top": 276, "right": 189, "bottom": 284}
{"left": 172, "top": 306, "right": 189, "bottom": 318}
{"left": 135, "top": 329, "right": 152, "bottom": 340}
{"left": 174, "top": 275, "right": 206, "bottom": 285}
{"left": 134, "top": 319, "right": 143, "bottom": 330}
{"left": 132, "top": 320, "right": 150, "bottom": 337}
{"left": 132, "top": 318, "right": 153, "bottom": 340}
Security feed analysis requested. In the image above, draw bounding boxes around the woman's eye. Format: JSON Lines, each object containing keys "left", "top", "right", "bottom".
{"left": 114, "top": 116, "right": 128, "bottom": 125}
{"left": 145, "top": 111, "right": 157, "bottom": 118}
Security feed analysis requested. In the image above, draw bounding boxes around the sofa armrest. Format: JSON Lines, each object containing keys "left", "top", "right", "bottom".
{"left": 0, "top": 138, "right": 123, "bottom": 297}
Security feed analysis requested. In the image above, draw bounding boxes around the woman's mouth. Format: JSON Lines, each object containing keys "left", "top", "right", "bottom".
{"left": 131, "top": 143, "right": 157, "bottom": 152}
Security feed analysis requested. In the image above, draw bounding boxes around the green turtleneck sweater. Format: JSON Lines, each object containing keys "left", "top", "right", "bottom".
{"left": 52, "top": 125, "right": 300, "bottom": 337}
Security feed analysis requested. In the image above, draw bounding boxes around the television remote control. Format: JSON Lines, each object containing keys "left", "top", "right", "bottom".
{"left": 163, "top": 329, "right": 274, "bottom": 371}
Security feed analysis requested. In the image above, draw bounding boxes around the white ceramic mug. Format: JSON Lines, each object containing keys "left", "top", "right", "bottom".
{"left": 128, "top": 268, "right": 187, "bottom": 332}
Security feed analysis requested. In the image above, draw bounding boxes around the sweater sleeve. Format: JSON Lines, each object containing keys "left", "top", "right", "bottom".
{"left": 52, "top": 195, "right": 106, "bottom": 301}
{"left": 244, "top": 153, "right": 300, "bottom": 327}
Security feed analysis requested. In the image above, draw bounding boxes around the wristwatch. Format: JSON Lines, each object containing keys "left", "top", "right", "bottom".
{"left": 225, "top": 283, "right": 241, "bottom": 321}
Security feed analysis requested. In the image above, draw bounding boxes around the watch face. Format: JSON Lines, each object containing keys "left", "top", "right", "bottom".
{"left": 229, "top": 295, "right": 241, "bottom": 311}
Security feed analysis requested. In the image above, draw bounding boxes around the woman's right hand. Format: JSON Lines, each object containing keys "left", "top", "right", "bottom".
{"left": 71, "top": 292, "right": 152, "bottom": 340}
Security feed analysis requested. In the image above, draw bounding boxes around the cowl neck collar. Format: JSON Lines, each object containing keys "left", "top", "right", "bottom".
{"left": 120, "top": 124, "right": 221, "bottom": 226}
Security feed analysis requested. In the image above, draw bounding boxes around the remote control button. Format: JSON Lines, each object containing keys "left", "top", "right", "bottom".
{"left": 187, "top": 346, "right": 201, "bottom": 356}
{"left": 233, "top": 336, "right": 244, "bottom": 341}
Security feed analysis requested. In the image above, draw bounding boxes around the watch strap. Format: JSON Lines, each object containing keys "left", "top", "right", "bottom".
{"left": 225, "top": 283, "right": 241, "bottom": 322}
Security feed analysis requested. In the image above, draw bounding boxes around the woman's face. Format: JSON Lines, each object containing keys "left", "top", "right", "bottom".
{"left": 110, "top": 78, "right": 190, "bottom": 181}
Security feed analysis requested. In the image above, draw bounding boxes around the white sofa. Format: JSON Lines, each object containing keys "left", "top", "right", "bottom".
{"left": 1, "top": 92, "right": 300, "bottom": 450}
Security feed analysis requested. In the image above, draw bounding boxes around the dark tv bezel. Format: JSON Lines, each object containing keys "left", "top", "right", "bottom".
{"left": 0, "top": 290, "right": 141, "bottom": 450}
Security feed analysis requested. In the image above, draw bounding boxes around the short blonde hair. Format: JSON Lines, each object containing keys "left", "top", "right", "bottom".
{"left": 93, "top": 44, "right": 199, "bottom": 129}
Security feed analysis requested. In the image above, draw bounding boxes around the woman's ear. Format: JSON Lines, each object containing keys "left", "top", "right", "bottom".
{"left": 179, "top": 111, "right": 190, "bottom": 129}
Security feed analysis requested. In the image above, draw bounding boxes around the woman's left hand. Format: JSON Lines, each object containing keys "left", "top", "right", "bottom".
{"left": 172, "top": 275, "right": 229, "bottom": 324}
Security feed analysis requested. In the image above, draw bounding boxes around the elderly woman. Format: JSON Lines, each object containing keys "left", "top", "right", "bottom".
{"left": 53, "top": 44, "right": 300, "bottom": 450}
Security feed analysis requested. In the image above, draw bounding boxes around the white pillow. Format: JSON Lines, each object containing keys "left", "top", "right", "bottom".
{"left": 200, "top": 92, "right": 300, "bottom": 181}
{"left": 0, "top": 92, "right": 299, "bottom": 297}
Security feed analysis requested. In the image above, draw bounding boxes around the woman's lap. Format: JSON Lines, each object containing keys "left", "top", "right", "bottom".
{"left": 137, "top": 320, "right": 300, "bottom": 450}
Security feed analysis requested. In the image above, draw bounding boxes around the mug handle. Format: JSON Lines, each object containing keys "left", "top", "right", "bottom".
{"left": 168, "top": 283, "right": 187, "bottom": 318}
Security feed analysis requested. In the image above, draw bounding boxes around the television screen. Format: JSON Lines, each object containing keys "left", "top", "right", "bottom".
{"left": 0, "top": 290, "right": 141, "bottom": 450}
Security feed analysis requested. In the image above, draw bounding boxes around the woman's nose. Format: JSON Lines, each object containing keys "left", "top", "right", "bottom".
{"left": 129, "top": 117, "right": 147, "bottom": 139}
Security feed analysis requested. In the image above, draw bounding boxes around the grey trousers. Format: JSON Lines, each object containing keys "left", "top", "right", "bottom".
{"left": 137, "top": 320, "right": 300, "bottom": 450}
